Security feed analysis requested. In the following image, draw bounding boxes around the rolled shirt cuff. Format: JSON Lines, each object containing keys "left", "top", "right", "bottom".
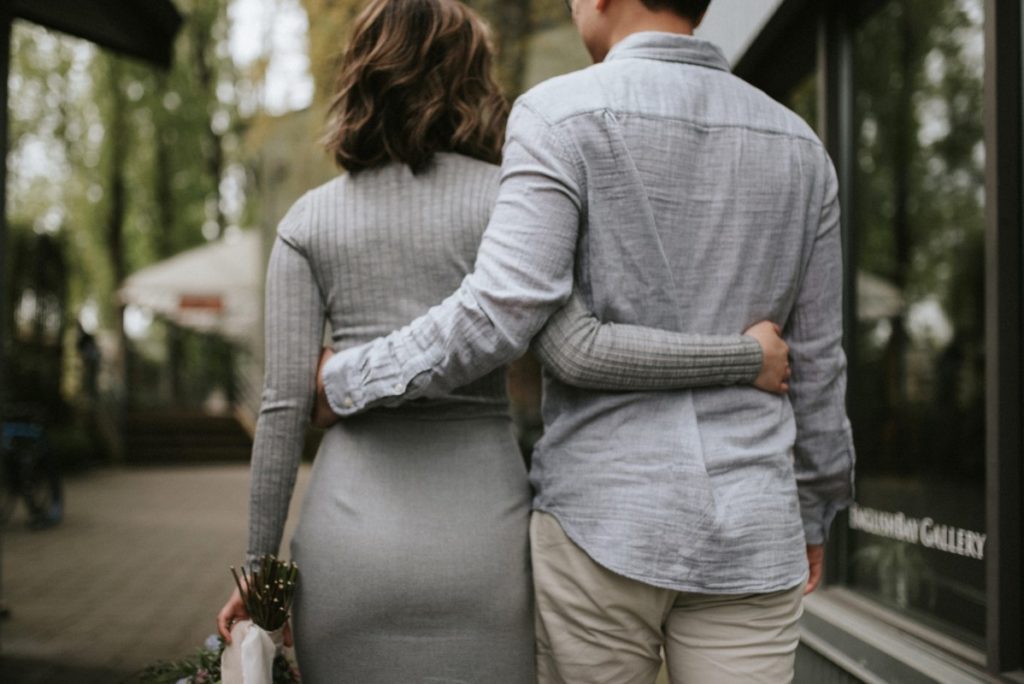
{"left": 322, "top": 348, "right": 361, "bottom": 417}
{"left": 321, "top": 345, "right": 429, "bottom": 416}
{"left": 801, "top": 499, "right": 846, "bottom": 545}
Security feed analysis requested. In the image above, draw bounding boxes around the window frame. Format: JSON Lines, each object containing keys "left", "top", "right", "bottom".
{"left": 738, "top": 0, "right": 1024, "bottom": 675}
{"left": 983, "top": 0, "right": 1024, "bottom": 673}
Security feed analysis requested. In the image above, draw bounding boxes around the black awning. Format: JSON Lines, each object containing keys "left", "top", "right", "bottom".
{"left": 11, "top": 0, "right": 183, "bottom": 68}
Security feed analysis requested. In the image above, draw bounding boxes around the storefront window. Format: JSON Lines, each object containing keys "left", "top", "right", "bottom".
{"left": 847, "top": 0, "right": 986, "bottom": 643}
{"left": 785, "top": 71, "right": 818, "bottom": 133}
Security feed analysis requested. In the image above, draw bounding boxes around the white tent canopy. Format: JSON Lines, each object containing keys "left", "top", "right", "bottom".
{"left": 118, "top": 229, "right": 262, "bottom": 343}
{"left": 857, "top": 270, "right": 905, "bottom": 321}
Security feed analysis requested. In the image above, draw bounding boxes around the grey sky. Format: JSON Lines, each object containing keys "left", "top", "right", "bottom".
{"left": 229, "top": 0, "right": 313, "bottom": 115}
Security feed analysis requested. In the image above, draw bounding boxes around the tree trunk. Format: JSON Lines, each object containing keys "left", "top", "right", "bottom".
{"left": 153, "top": 74, "right": 184, "bottom": 403}
{"left": 472, "top": 0, "right": 532, "bottom": 96}
{"left": 107, "top": 58, "right": 129, "bottom": 406}
{"left": 190, "top": 14, "right": 225, "bottom": 237}
{"left": 884, "top": 4, "right": 917, "bottom": 409}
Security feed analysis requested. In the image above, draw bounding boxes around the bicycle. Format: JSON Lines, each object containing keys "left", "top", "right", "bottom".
{"left": 0, "top": 404, "right": 63, "bottom": 529}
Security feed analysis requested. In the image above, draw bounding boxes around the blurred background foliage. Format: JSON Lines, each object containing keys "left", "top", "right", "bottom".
{"left": 4, "top": 0, "right": 588, "bottom": 466}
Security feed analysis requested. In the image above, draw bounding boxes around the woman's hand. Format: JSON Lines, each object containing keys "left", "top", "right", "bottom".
{"left": 311, "top": 347, "right": 340, "bottom": 429}
{"left": 743, "top": 321, "right": 791, "bottom": 394}
{"left": 217, "top": 585, "right": 294, "bottom": 646}
{"left": 217, "top": 586, "right": 249, "bottom": 644}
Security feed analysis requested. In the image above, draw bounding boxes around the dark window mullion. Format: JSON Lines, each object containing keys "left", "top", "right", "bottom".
{"left": 984, "top": 0, "right": 1024, "bottom": 673}
{"left": 819, "top": 0, "right": 856, "bottom": 587}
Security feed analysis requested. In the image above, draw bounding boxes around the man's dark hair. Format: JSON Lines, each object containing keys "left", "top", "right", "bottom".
{"left": 639, "top": 0, "right": 712, "bottom": 21}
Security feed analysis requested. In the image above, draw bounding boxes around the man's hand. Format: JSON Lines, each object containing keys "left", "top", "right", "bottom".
{"left": 743, "top": 321, "right": 791, "bottom": 394}
{"left": 311, "top": 347, "right": 341, "bottom": 429}
{"left": 805, "top": 544, "right": 824, "bottom": 594}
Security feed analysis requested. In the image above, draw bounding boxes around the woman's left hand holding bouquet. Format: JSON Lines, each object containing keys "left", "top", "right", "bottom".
{"left": 217, "top": 583, "right": 294, "bottom": 647}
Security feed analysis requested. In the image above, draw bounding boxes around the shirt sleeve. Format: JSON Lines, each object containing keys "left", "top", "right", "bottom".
{"left": 246, "top": 199, "right": 326, "bottom": 568}
{"left": 533, "top": 290, "right": 763, "bottom": 390}
{"left": 321, "top": 102, "right": 582, "bottom": 415}
{"left": 788, "top": 158, "right": 856, "bottom": 545}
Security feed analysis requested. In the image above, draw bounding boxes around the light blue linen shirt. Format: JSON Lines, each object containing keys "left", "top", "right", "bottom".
{"left": 323, "top": 32, "right": 855, "bottom": 593}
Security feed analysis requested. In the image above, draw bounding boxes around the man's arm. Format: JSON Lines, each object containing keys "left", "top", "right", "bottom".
{"left": 321, "top": 102, "right": 582, "bottom": 415}
{"left": 788, "top": 157, "right": 856, "bottom": 550}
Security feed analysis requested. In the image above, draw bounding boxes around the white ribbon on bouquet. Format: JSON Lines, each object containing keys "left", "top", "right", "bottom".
{"left": 221, "top": 619, "right": 285, "bottom": 684}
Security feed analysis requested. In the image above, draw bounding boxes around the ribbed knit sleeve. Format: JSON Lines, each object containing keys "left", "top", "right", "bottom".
{"left": 246, "top": 197, "right": 325, "bottom": 568}
{"left": 533, "top": 291, "right": 762, "bottom": 390}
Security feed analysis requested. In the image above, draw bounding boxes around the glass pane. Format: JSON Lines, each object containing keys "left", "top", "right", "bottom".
{"left": 847, "top": 0, "right": 986, "bottom": 643}
{"left": 785, "top": 72, "right": 818, "bottom": 135}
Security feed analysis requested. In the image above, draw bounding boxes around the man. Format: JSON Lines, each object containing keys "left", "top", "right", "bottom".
{"left": 318, "top": 0, "right": 854, "bottom": 681}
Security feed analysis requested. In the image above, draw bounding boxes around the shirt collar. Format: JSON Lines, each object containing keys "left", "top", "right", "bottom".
{"left": 604, "top": 31, "right": 731, "bottom": 72}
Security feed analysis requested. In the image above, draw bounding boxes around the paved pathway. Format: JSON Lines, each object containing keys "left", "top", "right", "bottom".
{"left": 1, "top": 463, "right": 672, "bottom": 684}
{"left": 0, "top": 464, "right": 310, "bottom": 683}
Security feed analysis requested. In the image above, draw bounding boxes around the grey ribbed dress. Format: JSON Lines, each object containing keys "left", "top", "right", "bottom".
{"left": 246, "top": 152, "right": 762, "bottom": 683}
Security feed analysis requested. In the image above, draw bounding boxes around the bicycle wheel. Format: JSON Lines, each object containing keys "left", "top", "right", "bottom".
{"left": 20, "top": 445, "right": 62, "bottom": 527}
{"left": 0, "top": 463, "right": 14, "bottom": 526}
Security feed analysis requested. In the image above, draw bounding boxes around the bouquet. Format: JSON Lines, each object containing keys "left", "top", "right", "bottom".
{"left": 221, "top": 555, "right": 300, "bottom": 684}
{"left": 132, "top": 634, "right": 300, "bottom": 684}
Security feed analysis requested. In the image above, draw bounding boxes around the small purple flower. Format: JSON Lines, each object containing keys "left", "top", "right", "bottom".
{"left": 174, "top": 679, "right": 188, "bottom": 684}
{"left": 204, "top": 634, "right": 222, "bottom": 652}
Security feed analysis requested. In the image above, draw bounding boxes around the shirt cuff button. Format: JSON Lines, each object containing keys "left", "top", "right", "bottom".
{"left": 342, "top": 397, "right": 354, "bottom": 409}
{"left": 393, "top": 383, "right": 403, "bottom": 393}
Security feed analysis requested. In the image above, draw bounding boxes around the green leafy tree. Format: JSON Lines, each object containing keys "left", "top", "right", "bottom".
{"left": 7, "top": 0, "right": 247, "bottom": 412}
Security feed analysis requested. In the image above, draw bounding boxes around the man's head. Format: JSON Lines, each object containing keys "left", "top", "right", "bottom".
{"left": 636, "top": 1, "right": 711, "bottom": 18}
{"left": 570, "top": 0, "right": 711, "bottom": 63}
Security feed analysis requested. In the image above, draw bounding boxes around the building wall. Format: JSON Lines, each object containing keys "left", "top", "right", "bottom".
{"left": 695, "top": 0, "right": 786, "bottom": 64}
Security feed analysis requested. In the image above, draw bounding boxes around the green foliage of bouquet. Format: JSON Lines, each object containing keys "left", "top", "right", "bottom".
{"left": 130, "top": 634, "right": 300, "bottom": 684}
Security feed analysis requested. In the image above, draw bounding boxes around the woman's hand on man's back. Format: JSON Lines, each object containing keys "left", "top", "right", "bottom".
{"left": 743, "top": 321, "right": 791, "bottom": 394}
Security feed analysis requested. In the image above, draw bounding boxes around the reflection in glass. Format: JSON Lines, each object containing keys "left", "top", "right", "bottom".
{"left": 785, "top": 72, "right": 818, "bottom": 133}
{"left": 848, "top": 0, "right": 986, "bottom": 642}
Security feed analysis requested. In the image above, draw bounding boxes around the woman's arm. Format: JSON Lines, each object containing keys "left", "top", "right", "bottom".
{"left": 246, "top": 228, "right": 326, "bottom": 570}
{"left": 533, "top": 291, "right": 789, "bottom": 393}
{"left": 221, "top": 204, "right": 323, "bottom": 643}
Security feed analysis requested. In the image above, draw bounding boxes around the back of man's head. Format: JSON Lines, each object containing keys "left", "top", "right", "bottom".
{"left": 638, "top": 0, "right": 711, "bottom": 22}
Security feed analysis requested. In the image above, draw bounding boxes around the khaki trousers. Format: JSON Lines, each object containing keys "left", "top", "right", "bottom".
{"left": 531, "top": 511, "right": 804, "bottom": 684}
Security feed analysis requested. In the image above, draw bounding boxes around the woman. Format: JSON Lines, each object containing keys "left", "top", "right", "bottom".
{"left": 217, "top": 0, "right": 790, "bottom": 681}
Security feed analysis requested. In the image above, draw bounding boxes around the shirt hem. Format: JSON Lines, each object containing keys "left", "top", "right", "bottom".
{"left": 534, "top": 506, "right": 810, "bottom": 596}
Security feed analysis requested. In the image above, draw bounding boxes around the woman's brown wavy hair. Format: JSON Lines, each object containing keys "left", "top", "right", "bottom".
{"left": 324, "top": 0, "right": 509, "bottom": 174}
